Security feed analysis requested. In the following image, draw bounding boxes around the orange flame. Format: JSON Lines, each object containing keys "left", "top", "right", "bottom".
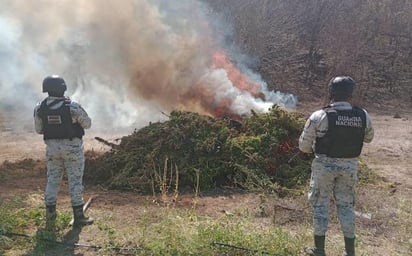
{"left": 186, "top": 50, "right": 265, "bottom": 120}
{"left": 212, "top": 51, "right": 261, "bottom": 97}
{"left": 208, "top": 51, "right": 262, "bottom": 119}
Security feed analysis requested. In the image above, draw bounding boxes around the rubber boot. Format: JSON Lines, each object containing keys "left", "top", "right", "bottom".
{"left": 45, "top": 205, "right": 56, "bottom": 230}
{"left": 73, "top": 205, "right": 94, "bottom": 226}
{"left": 305, "top": 235, "right": 326, "bottom": 256}
{"left": 343, "top": 237, "right": 355, "bottom": 256}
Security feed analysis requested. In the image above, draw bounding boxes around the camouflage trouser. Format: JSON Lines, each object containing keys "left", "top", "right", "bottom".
{"left": 45, "top": 138, "right": 85, "bottom": 207}
{"left": 308, "top": 155, "right": 358, "bottom": 238}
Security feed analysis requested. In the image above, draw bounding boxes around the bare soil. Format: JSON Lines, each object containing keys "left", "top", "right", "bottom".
{"left": 1, "top": 105, "right": 411, "bottom": 255}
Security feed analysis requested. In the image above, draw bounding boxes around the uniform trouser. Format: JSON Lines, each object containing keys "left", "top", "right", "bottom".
{"left": 45, "top": 138, "right": 85, "bottom": 207}
{"left": 308, "top": 156, "right": 358, "bottom": 238}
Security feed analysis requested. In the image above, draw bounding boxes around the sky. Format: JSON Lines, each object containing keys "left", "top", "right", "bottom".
{"left": 0, "top": 0, "right": 297, "bottom": 133}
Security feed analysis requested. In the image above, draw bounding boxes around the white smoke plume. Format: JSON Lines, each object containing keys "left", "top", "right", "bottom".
{"left": 0, "top": 0, "right": 297, "bottom": 132}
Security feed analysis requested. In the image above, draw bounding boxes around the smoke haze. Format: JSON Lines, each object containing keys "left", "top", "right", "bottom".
{"left": 0, "top": 0, "right": 297, "bottom": 133}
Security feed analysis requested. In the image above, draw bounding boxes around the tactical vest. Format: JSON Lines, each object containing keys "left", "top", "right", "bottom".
{"left": 38, "top": 98, "right": 84, "bottom": 140}
{"left": 315, "top": 106, "right": 366, "bottom": 158}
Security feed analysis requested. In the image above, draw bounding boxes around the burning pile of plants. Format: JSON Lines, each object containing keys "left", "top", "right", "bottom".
{"left": 85, "top": 106, "right": 311, "bottom": 194}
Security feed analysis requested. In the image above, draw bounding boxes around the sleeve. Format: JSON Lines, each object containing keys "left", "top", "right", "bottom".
{"left": 70, "top": 102, "right": 92, "bottom": 129}
{"left": 363, "top": 110, "right": 374, "bottom": 143}
{"left": 298, "top": 110, "right": 328, "bottom": 153}
{"left": 33, "top": 104, "right": 43, "bottom": 134}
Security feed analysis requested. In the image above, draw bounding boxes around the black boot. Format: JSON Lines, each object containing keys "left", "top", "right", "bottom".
{"left": 305, "top": 235, "right": 326, "bottom": 256}
{"left": 45, "top": 205, "right": 56, "bottom": 230}
{"left": 344, "top": 237, "right": 355, "bottom": 256}
{"left": 72, "top": 205, "right": 94, "bottom": 226}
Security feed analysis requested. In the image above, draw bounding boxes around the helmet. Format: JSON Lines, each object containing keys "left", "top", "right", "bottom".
{"left": 42, "top": 75, "right": 67, "bottom": 96}
{"left": 328, "top": 76, "right": 355, "bottom": 99}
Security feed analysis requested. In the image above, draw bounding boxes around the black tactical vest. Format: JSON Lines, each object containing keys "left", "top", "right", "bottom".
{"left": 315, "top": 106, "right": 366, "bottom": 158}
{"left": 38, "top": 98, "right": 84, "bottom": 140}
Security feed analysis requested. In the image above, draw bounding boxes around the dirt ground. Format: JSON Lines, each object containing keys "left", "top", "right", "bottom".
{"left": 1, "top": 105, "right": 411, "bottom": 255}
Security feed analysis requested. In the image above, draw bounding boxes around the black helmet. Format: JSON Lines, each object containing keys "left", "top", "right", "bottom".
{"left": 42, "top": 75, "right": 67, "bottom": 96}
{"left": 328, "top": 76, "right": 355, "bottom": 99}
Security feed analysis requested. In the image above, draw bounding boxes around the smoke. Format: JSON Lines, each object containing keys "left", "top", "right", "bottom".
{"left": 0, "top": 0, "right": 296, "bottom": 132}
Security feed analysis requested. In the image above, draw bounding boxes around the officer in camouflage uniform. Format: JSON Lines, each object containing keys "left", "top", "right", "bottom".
{"left": 299, "top": 76, "right": 374, "bottom": 256}
{"left": 34, "top": 75, "right": 94, "bottom": 227}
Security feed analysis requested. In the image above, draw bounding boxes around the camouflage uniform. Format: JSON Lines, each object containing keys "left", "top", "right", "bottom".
{"left": 34, "top": 96, "right": 91, "bottom": 207}
{"left": 299, "top": 101, "right": 374, "bottom": 238}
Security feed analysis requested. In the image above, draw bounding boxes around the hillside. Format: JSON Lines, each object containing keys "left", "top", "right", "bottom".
{"left": 204, "top": 0, "right": 412, "bottom": 112}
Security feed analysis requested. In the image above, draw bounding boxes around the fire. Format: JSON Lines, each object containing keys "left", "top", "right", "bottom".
{"left": 193, "top": 51, "right": 264, "bottom": 119}
{"left": 213, "top": 98, "right": 235, "bottom": 119}
{"left": 212, "top": 51, "right": 261, "bottom": 97}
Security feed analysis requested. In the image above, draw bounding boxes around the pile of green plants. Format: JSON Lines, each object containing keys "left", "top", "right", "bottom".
{"left": 85, "top": 106, "right": 311, "bottom": 194}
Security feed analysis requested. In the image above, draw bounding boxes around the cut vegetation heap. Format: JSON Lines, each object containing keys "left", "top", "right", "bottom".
{"left": 85, "top": 106, "right": 312, "bottom": 195}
